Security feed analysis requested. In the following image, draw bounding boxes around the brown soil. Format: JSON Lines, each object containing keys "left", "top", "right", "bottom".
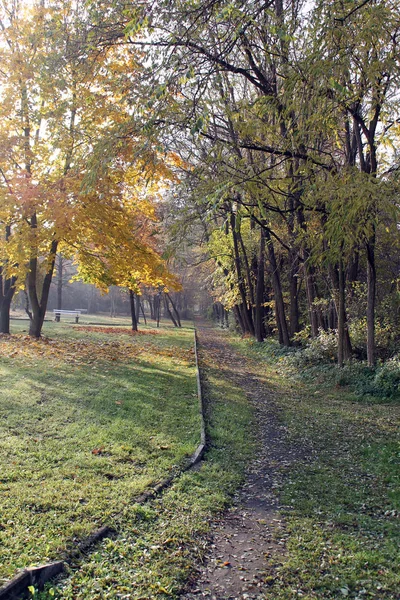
{"left": 181, "top": 322, "right": 302, "bottom": 600}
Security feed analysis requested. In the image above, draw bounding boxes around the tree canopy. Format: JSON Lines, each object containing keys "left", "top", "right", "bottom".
{"left": 0, "top": 0, "right": 399, "bottom": 363}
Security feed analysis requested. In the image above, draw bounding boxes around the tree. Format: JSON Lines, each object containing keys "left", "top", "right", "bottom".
{"left": 132, "top": 0, "right": 400, "bottom": 361}
{"left": 0, "top": 0, "right": 166, "bottom": 337}
{"left": 73, "top": 152, "right": 182, "bottom": 329}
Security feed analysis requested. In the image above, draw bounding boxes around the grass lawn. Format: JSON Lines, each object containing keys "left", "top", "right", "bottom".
{"left": 0, "top": 316, "right": 199, "bottom": 583}
{"left": 49, "top": 329, "right": 255, "bottom": 600}
{"left": 232, "top": 337, "right": 400, "bottom": 599}
{"left": 1, "top": 316, "right": 255, "bottom": 600}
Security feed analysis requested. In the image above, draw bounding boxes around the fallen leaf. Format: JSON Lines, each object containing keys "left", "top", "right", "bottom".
{"left": 92, "top": 447, "right": 104, "bottom": 455}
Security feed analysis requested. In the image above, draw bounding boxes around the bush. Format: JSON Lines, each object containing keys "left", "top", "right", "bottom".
{"left": 349, "top": 317, "right": 399, "bottom": 360}
{"left": 334, "top": 357, "right": 400, "bottom": 399}
{"left": 286, "top": 329, "right": 338, "bottom": 369}
{"left": 246, "top": 328, "right": 400, "bottom": 402}
{"left": 374, "top": 356, "right": 400, "bottom": 397}
{"left": 335, "top": 361, "right": 376, "bottom": 396}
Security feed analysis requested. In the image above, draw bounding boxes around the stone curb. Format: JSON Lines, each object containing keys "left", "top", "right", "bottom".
{"left": 0, "top": 328, "right": 206, "bottom": 600}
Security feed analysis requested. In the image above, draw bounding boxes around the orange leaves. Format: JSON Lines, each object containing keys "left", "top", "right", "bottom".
{"left": 0, "top": 334, "right": 141, "bottom": 365}
{"left": 76, "top": 326, "right": 159, "bottom": 336}
{"left": 0, "top": 330, "right": 194, "bottom": 368}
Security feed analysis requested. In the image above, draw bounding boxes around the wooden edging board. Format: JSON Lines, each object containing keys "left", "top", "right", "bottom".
{"left": 0, "top": 328, "right": 206, "bottom": 600}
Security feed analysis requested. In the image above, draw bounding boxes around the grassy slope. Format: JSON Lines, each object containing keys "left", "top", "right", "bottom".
{"left": 231, "top": 337, "right": 400, "bottom": 600}
{"left": 0, "top": 317, "right": 199, "bottom": 582}
{"left": 39, "top": 325, "right": 255, "bottom": 599}
{"left": 1, "top": 317, "right": 255, "bottom": 599}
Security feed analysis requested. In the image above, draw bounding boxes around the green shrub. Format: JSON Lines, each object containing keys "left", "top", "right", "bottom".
{"left": 286, "top": 329, "right": 338, "bottom": 369}
{"left": 248, "top": 328, "right": 400, "bottom": 401}
{"left": 334, "top": 357, "right": 400, "bottom": 399}
{"left": 335, "top": 361, "right": 374, "bottom": 388}
{"left": 373, "top": 356, "right": 400, "bottom": 397}
{"left": 349, "top": 317, "right": 399, "bottom": 359}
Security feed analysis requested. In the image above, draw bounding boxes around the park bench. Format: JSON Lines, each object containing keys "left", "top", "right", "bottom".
{"left": 53, "top": 309, "right": 81, "bottom": 323}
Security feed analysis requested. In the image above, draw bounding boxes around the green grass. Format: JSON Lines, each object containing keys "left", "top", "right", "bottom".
{"left": 9, "top": 316, "right": 397, "bottom": 598}
{"left": 1, "top": 318, "right": 255, "bottom": 599}
{"left": 0, "top": 318, "right": 199, "bottom": 583}
{"left": 231, "top": 336, "right": 400, "bottom": 599}
{"left": 48, "top": 352, "right": 255, "bottom": 599}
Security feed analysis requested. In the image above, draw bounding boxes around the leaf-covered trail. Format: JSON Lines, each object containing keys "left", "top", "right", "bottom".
{"left": 182, "top": 323, "right": 301, "bottom": 600}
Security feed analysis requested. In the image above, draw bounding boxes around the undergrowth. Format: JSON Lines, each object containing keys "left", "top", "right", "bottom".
{"left": 245, "top": 330, "right": 400, "bottom": 402}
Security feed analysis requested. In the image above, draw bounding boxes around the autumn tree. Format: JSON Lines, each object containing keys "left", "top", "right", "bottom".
{"left": 128, "top": 0, "right": 400, "bottom": 362}
{"left": 0, "top": 0, "right": 174, "bottom": 337}
{"left": 73, "top": 150, "right": 182, "bottom": 330}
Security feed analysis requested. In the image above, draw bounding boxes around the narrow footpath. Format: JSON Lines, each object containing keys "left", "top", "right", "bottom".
{"left": 182, "top": 322, "right": 301, "bottom": 600}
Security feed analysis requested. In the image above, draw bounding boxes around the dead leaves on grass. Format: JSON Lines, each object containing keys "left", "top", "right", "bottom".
{"left": 0, "top": 332, "right": 194, "bottom": 368}
{"left": 76, "top": 326, "right": 159, "bottom": 336}
{"left": 0, "top": 334, "right": 141, "bottom": 365}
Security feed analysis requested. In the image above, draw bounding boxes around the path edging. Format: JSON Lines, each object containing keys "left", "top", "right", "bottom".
{"left": 0, "top": 328, "right": 206, "bottom": 600}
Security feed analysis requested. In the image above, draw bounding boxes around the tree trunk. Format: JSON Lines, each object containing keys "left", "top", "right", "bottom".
{"left": 327, "top": 299, "right": 336, "bottom": 330}
{"left": 237, "top": 228, "right": 256, "bottom": 323}
{"left": 304, "top": 263, "right": 319, "bottom": 337}
{"left": 286, "top": 164, "right": 301, "bottom": 338}
{"left": 148, "top": 295, "right": 155, "bottom": 320}
{"left": 0, "top": 295, "right": 13, "bottom": 334}
{"left": 289, "top": 249, "right": 300, "bottom": 337}
{"left": 255, "top": 227, "right": 266, "bottom": 342}
{"left": 0, "top": 225, "right": 18, "bottom": 334}
{"left": 330, "top": 262, "right": 352, "bottom": 366}
{"left": 224, "top": 307, "right": 229, "bottom": 328}
{"left": 135, "top": 294, "right": 141, "bottom": 324}
{"left": 29, "top": 310, "right": 44, "bottom": 338}
{"left": 366, "top": 237, "right": 376, "bottom": 366}
{"left": 129, "top": 289, "right": 138, "bottom": 331}
{"left": 337, "top": 259, "right": 345, "bottom": 368}
{"left": 139, "top": 299, "right": 147, "bottom": 324}
{"left": 265, "top": 228, "right": 290, "bottom": 346}
{"left": 0, "top": 273, "right": 17, "bottom": 334}
{"left": 156, "top": 294, "right": 161, "bottom": 327}
{"left": 57, "top": 255, "right": 63, "bottom": 310}
{"left": 27, "top": 234, "right": 58, "bottom": 338}
{"left": 164, "top": 294, "right": 179, "bottom": 327}
{"left": 109, "top": 290, "right": 116, "bottom": 317}
{"left": 233, "top": 304, "right": 246, "bottom": 333}
{"left": 166, "top": 293, "right": 181, "bottom": 327}
{"left": 230, "top": 213, "right": 255, "bottom": 336}
{"left": 347, "top": 251, "right": 359, "bottom": 294}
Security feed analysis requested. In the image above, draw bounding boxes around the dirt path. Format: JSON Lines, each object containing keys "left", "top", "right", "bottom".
{"left": 181, "top": 323, "right": 300, "bottom": 600}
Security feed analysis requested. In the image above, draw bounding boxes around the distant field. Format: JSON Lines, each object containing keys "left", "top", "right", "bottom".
{"left": 0, "top": 317, "right": 199, "bottom": 582}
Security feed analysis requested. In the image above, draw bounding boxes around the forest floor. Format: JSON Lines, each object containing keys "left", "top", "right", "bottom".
{"left": 182, "top": 321, "right": 400, "bottom": 600}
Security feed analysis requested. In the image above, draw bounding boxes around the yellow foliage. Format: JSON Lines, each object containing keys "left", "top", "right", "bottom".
{"left": 0, "top": 0, "right": 179, "bottom": 300}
